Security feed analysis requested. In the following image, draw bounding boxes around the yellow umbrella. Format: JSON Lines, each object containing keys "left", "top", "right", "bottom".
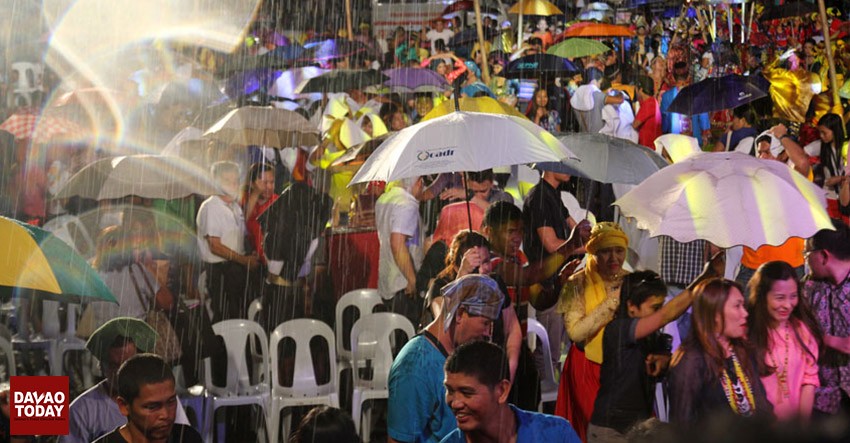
{"left": 422, "top": 96, "right": 528, "bottom": 121}
{"left": 508, "top": 0, "right": 563, "bottom": 16}
{"left": 1, "top": 219, "right": 61, "bottom": 294}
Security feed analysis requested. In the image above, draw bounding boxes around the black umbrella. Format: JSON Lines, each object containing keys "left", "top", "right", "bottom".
{"left": 448, "top": 27, "right": 500, "bottom": 48}
{"left": 759, "top": 1, "right": 818, "bottom": 21}
{"left": 295, "top": 69, "right": 389, "bottom": 94}
{"left": 215, "top": 44, "right": 308, "bottom": 77}
{"left": 667, "top": 74, "right": 769, "bottom": 116}
{"left": 505, "top": 53, "right": 580, "bottom": 80}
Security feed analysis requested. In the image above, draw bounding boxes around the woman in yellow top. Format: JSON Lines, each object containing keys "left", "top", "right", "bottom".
{"left": 554, "top": 222, "right": 629, "bottom": 442}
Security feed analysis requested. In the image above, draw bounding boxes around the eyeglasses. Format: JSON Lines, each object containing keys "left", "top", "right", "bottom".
{"left": 803, "top": 248, "right": 821, "bottom": 261}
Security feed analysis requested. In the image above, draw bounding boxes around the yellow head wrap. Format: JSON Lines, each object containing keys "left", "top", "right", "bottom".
{"left": 580, "top": 222, "right": 629, "bottom": 364}
{"left": 585, "top": 222, "right": 629, "bottom": 255}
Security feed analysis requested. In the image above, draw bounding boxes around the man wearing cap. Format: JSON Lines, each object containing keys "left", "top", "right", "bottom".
{"left": 62, "top": 318, "right": 190, "bottom": 443}
{"left": 387, "top": 274, "right": 505, "bottom": 443}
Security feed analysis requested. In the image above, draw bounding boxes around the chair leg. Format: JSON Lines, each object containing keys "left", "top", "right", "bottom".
{"left": 351, "top": 389, "right": 362, "bottom": 437}
{"left": 362, "top": 402, "right": 372, "bottom": 443}
{"left": 267, "top": 401, "right": 280, "bottom": 443}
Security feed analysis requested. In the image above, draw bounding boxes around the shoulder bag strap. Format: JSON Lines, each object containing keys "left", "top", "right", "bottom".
{"left": 128, "top": 263, "right": 156, "bottom": 311}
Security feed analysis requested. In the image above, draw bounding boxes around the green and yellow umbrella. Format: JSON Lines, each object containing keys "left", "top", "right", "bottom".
{"left": 0, "top": 216, "right": 117, "bottom": 303}
{"left": 547, "top": 38, "right": 610, "bottom": 59}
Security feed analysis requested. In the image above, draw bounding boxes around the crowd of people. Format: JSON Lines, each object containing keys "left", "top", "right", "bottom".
{"left": 4, "top": 1, "right": 850, "bottom": 442}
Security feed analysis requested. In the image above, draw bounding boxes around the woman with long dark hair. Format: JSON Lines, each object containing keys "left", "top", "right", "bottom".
{"left": 668, "top": 278, "right": 773, "bottom": 425}
{"left": 747, "top": 261, "right": 821, "bottom": 421}
{"left": 526, "top": 87, "right": 561, "bottom": 133}
{"left": 809, "top": 113, "right": 849, "bottom": 221}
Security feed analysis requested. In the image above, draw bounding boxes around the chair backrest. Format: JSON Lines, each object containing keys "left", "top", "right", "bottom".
{"left": 43, "top": 215, "right": 96, "bottom": 259}
{"left": 335, "top": 289, "right": 382, "bottom": 361}
{"left": 247, "top": 298, "right": 262, "bottom": 323}
{"left": 270, "top": 319, "right": 337, "bottom": 398}
{"left": 204, "top": 320, "right": 269, "bottom": 396}
{"left": 350, "top": 313, "right": 414, "bottom": 390}
{"left": 10, "top": 62, "right": 41, "bottom": 93}
{"left": 525, "top": 318, "right": 557, "bottom": 386}
{"left": 0, "top": 336, "right": 14, "bottom": 379}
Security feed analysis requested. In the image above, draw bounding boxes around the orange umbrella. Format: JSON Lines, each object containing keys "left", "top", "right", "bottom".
{"left": 563, "top": 22, "right": 634, "bottom": 38}
{"left": 508, "top": 0, "right": 563, "bottom": 16}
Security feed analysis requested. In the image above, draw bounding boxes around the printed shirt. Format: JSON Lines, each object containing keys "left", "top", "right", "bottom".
{"left": 804, "top": 272, "right": 850, "bottom": 414}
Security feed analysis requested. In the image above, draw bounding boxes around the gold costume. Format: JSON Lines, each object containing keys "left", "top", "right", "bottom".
{"left": 763, "top": 57, "right": 822, "bottom": 123}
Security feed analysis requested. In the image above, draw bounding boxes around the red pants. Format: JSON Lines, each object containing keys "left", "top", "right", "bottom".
{"left": 554, "top": 346, "right": 601, "bottom": 443}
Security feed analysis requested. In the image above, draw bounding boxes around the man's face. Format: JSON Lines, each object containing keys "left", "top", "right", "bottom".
{"left": 486, "top": 220, "right": 523, "bottom": 258}
{"left": 804, "top": 240, "right": 829, "bottom": 281}
{"left": 216, "top": 170, "right": 241, "bottom": 200}
{"left": 435, "top": 20, "right": 445, "bottom": 32}
{"left": 104, "top": 342, "right": 138, "bottom": 387}
{"left": 444, "top": 372, "right": 503, "bottom": 434}
{"left": 468, "top": 179, "right": 493, "bottom": 200}
{"left": 756, "top": 140, "right": 777, "bottom": 160}
{"left": 453, "top": 310, "right": 494, "bottom": 346}
{"left": 119, "top": 380, "right": 178, "bottom": 442}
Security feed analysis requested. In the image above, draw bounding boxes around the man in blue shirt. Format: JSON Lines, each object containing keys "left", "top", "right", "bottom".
{"left": 388, "top": 275, "right": 505, "bottom": 443}
{"left": 440, "top": 341, "right": 581, "bottom": 443}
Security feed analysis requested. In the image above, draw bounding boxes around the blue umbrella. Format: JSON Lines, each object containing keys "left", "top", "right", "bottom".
{"left": 667, "top": 74, "right": 769, "bottom": 116}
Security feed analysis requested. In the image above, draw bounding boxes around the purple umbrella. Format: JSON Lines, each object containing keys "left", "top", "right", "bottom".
{"left": 382, "top": 68, "right": 451, "bottom": 93}
{"left": 304, "top": 38, "right": 368, "bottom": 62}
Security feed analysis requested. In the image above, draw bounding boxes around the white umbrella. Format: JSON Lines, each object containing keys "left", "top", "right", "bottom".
{"left": 654, "top": 134, "right": 701, "bottom": 164}
{"left": 203, "top": 106, "right": 320, "bottom": 148}
{"left": 349, "top": 111, "right": 574, "bottom": 185}
{"left": 55, "top": 155, "right": 219, "bottom": 200}
{"left": 613, "top": 152, "right": 834, "bottom": 249}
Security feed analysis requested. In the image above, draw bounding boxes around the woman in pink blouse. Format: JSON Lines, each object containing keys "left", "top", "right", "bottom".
{"left": 747, "top": 261, "right": 822, "bottom": 421}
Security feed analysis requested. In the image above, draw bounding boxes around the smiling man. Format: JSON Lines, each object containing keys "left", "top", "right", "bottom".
{"left": 440, "top": 341, "right": 580, "bottom": 443}
{"left": 93, "top": 354, "right": 200, "bottom": 443}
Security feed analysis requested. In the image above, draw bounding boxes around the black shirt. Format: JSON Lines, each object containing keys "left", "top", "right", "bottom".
{"left": 591, "top": 317, "right": 655, "bottom": 433}
{"left": 522, "top": 179, "right": 570, "bottom": 263}
{"left": 92, "top": 424, "right": 203, "bottom": 443}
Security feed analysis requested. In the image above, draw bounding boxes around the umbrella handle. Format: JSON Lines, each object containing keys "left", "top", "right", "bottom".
{"left": 463, "top": 171, "right": 473, "bottom": 231}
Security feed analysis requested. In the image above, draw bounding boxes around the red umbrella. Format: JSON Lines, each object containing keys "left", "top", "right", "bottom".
{"left": 0, "top": 110, "right": 88, "bottom": 143}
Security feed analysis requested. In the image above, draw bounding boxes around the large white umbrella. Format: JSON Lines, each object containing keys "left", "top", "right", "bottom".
{"left": 613, "top": 152, "right": 833, "bottom": 249}
{"left": 56, "top": 155, "right": 219, "bottom": 200}
{"left": 203, "top": 106, "right": 320, "bottom": 148}
{"left": 349, "top": 111, "right": 574, "bottom": 185}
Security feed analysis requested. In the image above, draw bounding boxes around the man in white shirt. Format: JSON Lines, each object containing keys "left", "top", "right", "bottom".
{"left": 196, "top": 161, "right": 259, "bottom": 321}
{"left": 376, "top": 177, "right": 425, "bottom": 324}
{"left": 426, "top": 19, "right": 454, "bottom": 52}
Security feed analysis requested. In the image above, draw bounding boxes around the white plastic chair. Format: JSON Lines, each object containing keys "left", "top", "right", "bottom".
{"left": 0, "top": 336, "right": 15, "bottom": 380}
{"left": 9, "top": 62, "right": 42, "bottom": 107}
{"left": 268, "top": 319, "right": 339, "bottom": 443}
{"left": 246, "top": 298, "right": 264, "bottom": 382}
{"left": 350, "top": 313, "right": 414, "bottom": 442}
{"left": 43, "top": 215, "right": 96, "bottom": 260}
{"left": 203, "top": 320, "right": 270, "bottom": 442}
{"left": 525, "top": 318, "right": 558, "bottom": 411}
{"left": 334, "top": 289, "right": 382, "bottom": 399}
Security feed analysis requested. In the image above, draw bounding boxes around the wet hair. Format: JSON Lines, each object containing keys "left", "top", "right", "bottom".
{"left": 816, "top": 113, "right": 847, "bottom": 177}
{"left": 466, "top": 169, "right": 494, "bottom": 183}
{"left": 584, "top": 67, "right": 604, "bottom": 84}
{"left": 756, "top": 135, "right": 772, "bottom": 147}
{"left": 438, "top": 231, "right": 491, "bottom": 280}
{"left": 289, "top": 406, "right": 358, "bottom": 443}
{"left": 636, "top": 76, "right": 655, "bottom": 96}
{"left": 210, "top": 160, "right": 240, "bottom": 179}
{"left": 672, "top": 62, "right": 689, "bottom": 81}
{"left": 116, "top": 353, "right": 174, "bottom": 404}
{"left": 732, "top": 105, "right": 757, "bottom": 125}
{"left": 247, "top": 162, "right": 274, "bottom": 184}
{"left": 685, "top": 278, "right": 755, "bottom": 378}
{"left": 528, "top": 37, "right": 543, "bottom": 47}
{"left": 747, "top": 261, "right": 822, "bottom": 376}
{"left": 445, "top": 340, "right": 510, "bottom": 388}
{"left": 482, "top": 201, "right": 522, "bottom": 230}
{"left": 525, "top": 87, "right": 550, "bottom": 119}
{"left": 810, "top": 219, "right": 850, "bottom": 260}
{"left": 433, "top": 39, "right": 447, "bottom": 53}
{"left": 617, "top": 271, "right": 668, "bottom": 318}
